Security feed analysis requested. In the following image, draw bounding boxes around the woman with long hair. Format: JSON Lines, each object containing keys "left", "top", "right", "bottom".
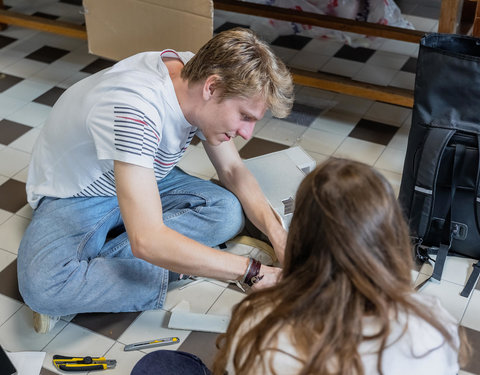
{"left": 131, "top": 158, "right": 467, "bottom": 375}
{"left": 213, "top": 158, "right": 467, "bottom": 375}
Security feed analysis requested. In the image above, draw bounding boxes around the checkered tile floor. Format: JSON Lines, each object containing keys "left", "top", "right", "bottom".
{"left": 0, "top": 1, "right": 479, "bottom": 374}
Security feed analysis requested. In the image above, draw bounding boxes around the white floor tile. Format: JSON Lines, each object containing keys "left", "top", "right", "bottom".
{"left": 0, "top": 209, "right": 13, "bottom": 226}
{"left": 301, "top": 39, "right": 343, "bottom": 56}
{"left": 307, "top": 150, "right": 329, "bottom": 165}
{"left": 297, "top": 127, "right": 345, "bottom": 156}
{"left": 13, "top": 166, "right": 29, "bottom": 183}
{"left": 0, "top": 295, "right": 22, "bottom": 328}
{"left": 58, "top": 71, "right": 91, "bottom": 89}
{"left": 321, "top": 57, "right": 364, "bottom": 78}
{"left": 270, "top": 45, "right": 298, "bottom": 64}
{"left": 256, "top": 118, "right": 307, "bottom": 146}
{"left": 207, "top": 288, "right": 246, "bottom": 316}
{"left": 1, "top": 59, "right": 48, "bottom": 79}
{"left": 418, "top": 279, "right": 469, "bottom": 323}
{"left": 0, "top": 305, "right": 69, "bottom": 352}
{"left": 295, "top": 86, "right": 337, "bottom": 104}
{"left": 364, "top": 102, "right": 411, "bottom": 127}
{"left": 9, "top": 127, "right": 41, "bottom": 153}
{"left": 353, "top": 64, "right": 398, "bottom": 86}
{"left": 0, "top": 147, "right": 30, "bottom": 178}
{"left": 377, "top": 38, "right": 418, "bottom": 56}
{"left": 0, "top": 95, "right": 30, "bottom": 118}
{"left": 388, "top": 124, "right": 410, "bottom": 151}
{"left": 333, "top": 138, "right": 385, "bottom": 166}
{"left": 310, "top": 109, "right": 360, "bottom": 136}
{"left": 0, "top": 214, "right": 30, "bottom": 254}
{"left": 176, "top": 146, "right": 216, "bottom": 179}
{"left": 367, "top": 50, "right": 409, "bottom": 70}
{"left": 43, "top": 323, "right": 116, "bottom": 373}
{"left": 163, "top": 280, "right": 226, "bottom": 313}
{"left": 390, "top": 70, "right": 416, "bottom": 90}
{"left": 2, "top": 79, "right": 53, "bottom": 101}
{"left": 16, "top": 204, "right": 33, "bottom": 219}
{"left": 374, "top": 147, "right": 406, "bottom": 174}
{"left": 6, "top": 102, "right": 51, "bottom": 128}
{"left": 375, "top": 168, "right": 402, "bottom": 197}
{"left": 331, "top": 94, "right": 374, "bottom": 116}
{"left": 30, "top": 60, "right": 81, "bottom": 86}
{"left": 104, "top": 341, "right": 145, "bottom": 375}
{"left": 0, "top": 248, "right": 16, "bottom": 272}
{"left": 461, "top": 290, "right": 480, "bottom": 331}
{"left": 404, "top": 15, "right": 438, "bottom": 32}
{"left": 288, "top": 51, "right": 330, "bottom": 71}
{"left": 117, "top": 309, "right": 190, "bottom": 352}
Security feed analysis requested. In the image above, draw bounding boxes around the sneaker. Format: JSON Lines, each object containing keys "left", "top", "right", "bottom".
{"left": 33, "top": 311, "right": 60, "bottom": 334}
{"left": 222, "top": 236, "right": 277, "bottom": 266}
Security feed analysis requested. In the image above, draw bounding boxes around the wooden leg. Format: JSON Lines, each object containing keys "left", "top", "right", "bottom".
{"left": 0, "top": 0, "right": 7, "bottom": 31}
{"left": 439, "top": 0, "right": 464, "bottom": 34}
{"left": 473, "top": 0, "right": 480, "bottom": 36}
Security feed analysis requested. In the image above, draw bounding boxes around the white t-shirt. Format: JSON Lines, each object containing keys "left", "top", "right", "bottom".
{"left": 27, "top": 50, "right": 199, "bottom": 209}
{"left": 225, "top": 295, "right": 460, "bottom": 375}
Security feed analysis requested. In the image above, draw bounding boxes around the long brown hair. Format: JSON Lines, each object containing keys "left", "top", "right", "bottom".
{"left": 213, "top": 158, "right": 466, "bottom": 375}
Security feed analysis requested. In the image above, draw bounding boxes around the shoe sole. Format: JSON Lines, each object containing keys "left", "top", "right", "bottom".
{"left": 228, "top": 236, "right": 277, "bottom": 263}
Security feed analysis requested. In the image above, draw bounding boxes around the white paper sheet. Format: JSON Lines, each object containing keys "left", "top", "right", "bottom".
{"left": 6, "top": 351, "right": 46, "bottom": 375}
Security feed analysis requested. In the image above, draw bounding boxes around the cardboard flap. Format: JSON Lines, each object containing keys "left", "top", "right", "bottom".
{"left": 84, "top": 0, "right": 213, "bottom": 61}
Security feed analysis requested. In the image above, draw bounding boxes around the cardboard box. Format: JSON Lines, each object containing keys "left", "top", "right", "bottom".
{"left": 83, "top": 0, "right": 214, "bottom": 61}
{"left": 244, "top": 146, "right": 316, "bottom": 229}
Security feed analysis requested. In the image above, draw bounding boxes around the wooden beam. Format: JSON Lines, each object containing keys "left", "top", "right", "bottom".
{"left": 290, "top": 68, "right": 414, "bottom": 108}
{"left": 0, "top": 9, "right": 87, "bottom": 39}
{"left": 438, "top": 0, "right": 463, "bottom": 33}
{"left": 213, "top": 0, "right": 425, "bottom": 43}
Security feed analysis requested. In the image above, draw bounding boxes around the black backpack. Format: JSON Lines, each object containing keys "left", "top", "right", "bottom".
{"left": 399, "top": 33, "right": 480, "bottom": 298}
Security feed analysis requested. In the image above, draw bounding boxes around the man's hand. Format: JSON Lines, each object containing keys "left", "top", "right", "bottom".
{"left": 251, "top": 265, "right": 282, "bottom": 291}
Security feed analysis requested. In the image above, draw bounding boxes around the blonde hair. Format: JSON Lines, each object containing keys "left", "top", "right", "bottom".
{"left": 181, "top": 27, "right": 294, "bottom": 118}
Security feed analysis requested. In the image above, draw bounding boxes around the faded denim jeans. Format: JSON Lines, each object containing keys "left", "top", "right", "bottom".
{"left": 17, "top": 167, "right": 244, "bottom": 316}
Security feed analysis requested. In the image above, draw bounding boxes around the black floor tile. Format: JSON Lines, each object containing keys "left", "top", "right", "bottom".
{"left": 71, "top": 312, "right": 141, "bottom": 340}
{"left": 334, "top": 45, "right": 376, "bottom": 63}
{"left": 80, "top": 58, "right": 115, "bottom": 74}
{"left": 178, "top": 331, "right": 220, "bottom": 369}
{"left": 31, "top": 12, "right": 59, "bottom": 20}
{"left": 214, "top": 22, "right": 250, "bottom": 33}
{"left": 0, "top": 260, "right": 23, "bottom": 303}
{"left": 283, "top": 102, "right": 326, "bottom": 126}
{"left": 25, "top": 46, "right": 70, "bottom": 64}
{"left": 401, "top": 57, "right": 417, "bottom": 74}
{"left": 348, "top": 119, "right": 398, "bottom": 146}
{"left": 0, "top": 119, "right": 32, "bottom": 145}
{"left": 238, "top": 137, "right": 289, "bottom": 159}
{"left": 271, "top": 34, "right": 312, "bottom": 50}
{"left": 59, "top": 0, "right": 82, "bottom": 5}
{"left": 0, "top": 73, "right": 23, "bottom": 93}
{"left": 0, "top": 179, "right": 27, "bottom": 212}
{"left": 0, "top": 35, "right": 17, "bottom": 49}
{"left": 33, "top": 87, "right": 66, "bottom": 106}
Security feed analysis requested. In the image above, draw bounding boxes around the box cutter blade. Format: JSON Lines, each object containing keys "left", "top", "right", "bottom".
{"left": 53, "top": 355, "right": 116, "bottom": 371}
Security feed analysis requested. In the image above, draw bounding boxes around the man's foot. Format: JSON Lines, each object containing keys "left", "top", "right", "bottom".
{"left": 222, "top": 236, "right": 277, "bottom": 266}
{"left": 33, "top": 311, "right": 60, "bottom": 334}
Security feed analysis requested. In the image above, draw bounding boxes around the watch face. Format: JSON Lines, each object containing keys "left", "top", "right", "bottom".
{"left": 0, "top": 346, "right": 17, "bottom": 375}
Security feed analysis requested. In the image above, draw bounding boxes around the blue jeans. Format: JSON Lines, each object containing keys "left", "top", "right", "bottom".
{"left": 131, "top": 350, "right": 211, "bottom": 375}
{"left": 17, "top": 167, "right": 244, "bottom": 316}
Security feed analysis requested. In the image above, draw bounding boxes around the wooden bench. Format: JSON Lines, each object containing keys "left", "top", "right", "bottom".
{"left": 0, "top": 0, "right": 478, "bottom": 107}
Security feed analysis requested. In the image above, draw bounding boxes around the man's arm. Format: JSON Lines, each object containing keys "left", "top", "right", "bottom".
{"left": 203, "top": 140, "right": 287, "bottom": 264}
{"left": 114, "top": 160, "right": 281, "bottom": 286}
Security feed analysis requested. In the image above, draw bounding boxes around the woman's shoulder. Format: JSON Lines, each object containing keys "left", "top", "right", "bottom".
{"left": 361, "top": 294, "right": 460, "bottom": 375}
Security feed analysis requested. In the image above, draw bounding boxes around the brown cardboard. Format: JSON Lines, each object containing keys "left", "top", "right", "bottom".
{"left": 83, "top": 0, "right": 213, "bottom": 61}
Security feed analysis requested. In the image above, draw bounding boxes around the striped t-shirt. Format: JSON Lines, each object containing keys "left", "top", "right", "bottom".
{"left": 27, "top": 50, "right": 199, "bottom": 208}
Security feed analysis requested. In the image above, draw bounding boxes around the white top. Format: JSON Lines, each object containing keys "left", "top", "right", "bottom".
{"left": 225, "top": 295, "right": 460, "bottom": 375}
{"left": 27, "top": 50, "right": 199, "bottom": 209}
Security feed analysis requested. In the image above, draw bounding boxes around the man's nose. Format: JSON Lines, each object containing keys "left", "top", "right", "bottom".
{"left": 237, "top": 122, "right": 255, "bottom": 140}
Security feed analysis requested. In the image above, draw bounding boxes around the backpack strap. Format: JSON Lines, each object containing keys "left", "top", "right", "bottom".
{"left": 410, "top": 127, "right": 456, "bottom": 240}
{"left": 475, "top": 134, "right": 480, "bottom": 232}
{"left": 431, "top": 143, "right": 465, "bottom": 282}
{"left": 461, "top": 261, "right": 480, "bottom": 298}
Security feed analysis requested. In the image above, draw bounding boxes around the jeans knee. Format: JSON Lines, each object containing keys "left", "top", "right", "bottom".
{"left": 214, "top": 191, "right": 244, "bottom": 239}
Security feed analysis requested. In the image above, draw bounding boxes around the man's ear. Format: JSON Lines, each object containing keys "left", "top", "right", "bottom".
{"left": 202, "top": 75, "right": 220, "bottom": 100}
